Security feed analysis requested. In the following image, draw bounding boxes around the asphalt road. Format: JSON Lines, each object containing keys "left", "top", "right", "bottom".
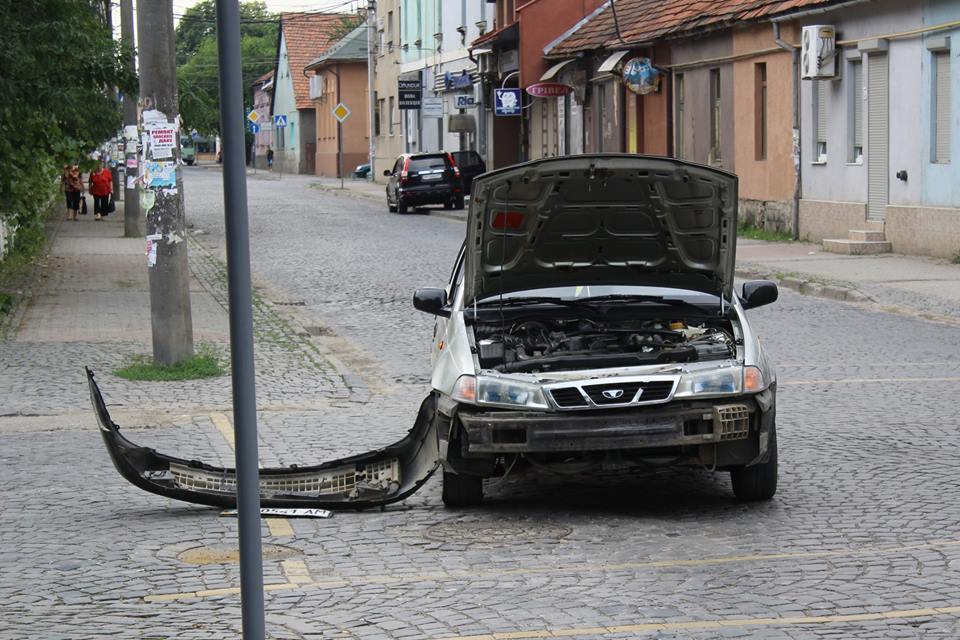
{"left": 1, "top": 166, "right": 959, "bottom": 639}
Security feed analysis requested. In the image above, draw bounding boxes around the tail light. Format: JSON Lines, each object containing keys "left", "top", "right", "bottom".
{"left": 448, "top": 153, "right": 461, "bottom": 178}
{"left": 399, "top": 156, "right": 410, "bottom": 185}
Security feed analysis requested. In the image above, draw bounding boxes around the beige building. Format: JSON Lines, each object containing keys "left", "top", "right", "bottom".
{"left": 371, "top": 0, "right": 404, "bottom": 183}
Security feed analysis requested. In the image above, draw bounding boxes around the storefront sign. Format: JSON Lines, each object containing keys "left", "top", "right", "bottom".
{"left": 398, "top": 79, "right": 422, "bottom": 109}
{"left": 621, "top": 57, "right": 662, "bottom": 95}
{"left": 494, "top": 88, "right": 522, "bottom": 116}
{"left": 525, "top": 82, "right": 574, "bottom": 98}
{"left": 421, "top": 96, "right": 444, "bottom": 118}
{"left": 454, "top": 94, "right": 475, "bottom": 109}
{"left": 444, "top": 71, "right": 474, "bottom": 90}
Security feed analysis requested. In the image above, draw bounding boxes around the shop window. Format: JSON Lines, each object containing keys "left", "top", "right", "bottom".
{"left": 374, "top": 94, "right": 381, "bottom": 137}
{"left": 675, "top": 73, "right": 685, "bottom": 159}
{"left": 814, "top": 80, "right": 828, "bottom": 162}
{"left": 709, "top": 68, "right": 721, "bottom": 163}
{"left": 755, "top": 63, "right": 767, "bottom": 161}
{"left": 389, "top": 96, "right": 395, "bottom": 135}
{"left": 848, "top": 60, "right": 863, "bottom": 163}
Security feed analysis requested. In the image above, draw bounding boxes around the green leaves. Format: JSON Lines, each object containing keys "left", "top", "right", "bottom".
{"left": 0, "top": 0, "right": 135, "bottom": 259}
{"left": 175, "top": 1, "right": 278, "bottom": 136}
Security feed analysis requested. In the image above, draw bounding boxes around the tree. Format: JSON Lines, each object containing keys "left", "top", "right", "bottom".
{"left": 175, "top": 1, "right": 278, "bottom": 136}
{"left": 0, "top": 0, "right": 135, "bottom": 256}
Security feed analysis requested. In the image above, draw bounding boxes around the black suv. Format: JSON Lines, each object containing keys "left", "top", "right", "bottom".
{"left": 451, "top": 150, "right": 486, "bottom": 194}
{"left": 384, "top": 152, "right": 464, "bottom": 214}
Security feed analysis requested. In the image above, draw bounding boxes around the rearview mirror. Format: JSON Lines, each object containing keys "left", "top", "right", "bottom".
{"left": 413, "top": 287, "right": 450, "bottom": 317}
{"left": 740, "top": 280, "right": 778, "bottom": 310}
{"left": 383, "top": 169, "right": 392, "bottom": 177}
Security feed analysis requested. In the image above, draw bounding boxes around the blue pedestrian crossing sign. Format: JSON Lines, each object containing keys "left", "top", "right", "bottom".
{"left": 273, "top": 114, "right": 288, "bottom": 128}
{"left": 250, "top": 123, "right": 261, "bottom": 134}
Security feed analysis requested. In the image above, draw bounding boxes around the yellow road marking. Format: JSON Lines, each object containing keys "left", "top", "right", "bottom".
{"left": 208, "top": 412, "right": 294, "bottom": 539}
{"left": 782, "top": 376, "right": 960, "bottom": 385}
{"left": 143, "top": 538, "right": 960, "bottom": 603}
{"left": 438, "top": 606, "right": 960, "bottom": 640}
{"left": 282, "top": 559, "right": 312, "bottom": 584}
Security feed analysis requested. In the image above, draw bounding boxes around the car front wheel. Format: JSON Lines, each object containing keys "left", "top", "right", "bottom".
{"left": 730, "top": 424, "right": 778, "bottom": 501}
{"left": 442, "top": 471, "right": 483, "bottom": 507}
{"left": 455, "top": 195, "right": 465, "bottom": 210}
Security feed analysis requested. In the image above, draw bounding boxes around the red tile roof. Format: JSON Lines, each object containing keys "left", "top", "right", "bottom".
{"left": 252, "top": 69, "right": 274, "bottom": 88}
{"left": 548, "top": 0, "right": 839, "bottom": 56}
{"left": 280, "top": 12, "right": 358, "bottom": 109}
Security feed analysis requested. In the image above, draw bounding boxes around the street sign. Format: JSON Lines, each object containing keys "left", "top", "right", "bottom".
{"left": 332, "top": 102, "right": 351, "bottom": 123}
{"left": 247, "top": 110, "right": 260, "bottom": 124}
{"left": 525, "top": 82, "right": 574, "bottom": 98}
{"left": 250, "top": 123, "right": 261, "bottom": 134}
{"left": 398, "top": 79, "right": 422, "bottom": 110}
{"left": 494, "top": 88, "right": 522, "bottom": 116}
{"left": 273, "top": 114, "right": 287, "bottom": 128}
{"left": 454, "top": 94, "right": 476, "bottom": 109}
{"left": 421, "top": 96, "right": 444, "bottom": 118}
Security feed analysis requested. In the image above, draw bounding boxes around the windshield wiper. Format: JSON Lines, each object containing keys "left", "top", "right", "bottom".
{"left": 573, "top": 294, "right": 721, "bottom": 314}
{"left": 474, "top": 296, "right": 583, "bottom": 308}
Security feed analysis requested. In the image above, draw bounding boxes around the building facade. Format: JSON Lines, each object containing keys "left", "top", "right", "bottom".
{"left": 251, "top": 70, "right": 274, "bottom": 170}
{"left": 371, "top": 0, "right": 404, "bottom": 183}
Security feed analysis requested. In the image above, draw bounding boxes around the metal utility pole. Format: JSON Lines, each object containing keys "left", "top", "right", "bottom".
{"left": 121, "top": 0, "right": 141, "bottom": 237}
{"left": 137, "top": 0, "right": 194, "bottom": 365}
{"left": 214, "top": 1, "right": 266, "bottom": 638}
{"left": 366, "top": 0, "right": 376, "bottom": 180}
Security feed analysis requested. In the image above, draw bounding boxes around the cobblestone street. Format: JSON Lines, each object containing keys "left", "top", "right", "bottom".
{"left": 2, "top": 167, "right": 960, "bottom": 639}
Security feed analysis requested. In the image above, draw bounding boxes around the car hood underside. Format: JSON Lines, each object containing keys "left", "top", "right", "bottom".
{"left": 464, "top": 154, "right": 739, "bottom": 303}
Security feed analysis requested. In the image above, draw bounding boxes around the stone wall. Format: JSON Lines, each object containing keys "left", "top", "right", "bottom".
{"left": 886, "top": 205, "right": 960, "bottom": 259}
{"left": 798, "top": 199, "right": 866, "bottom": 242}
{"left": 739, "top": 198, "right": 793, "bottom": 233}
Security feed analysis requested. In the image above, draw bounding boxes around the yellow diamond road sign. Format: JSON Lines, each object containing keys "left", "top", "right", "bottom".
{"left": 247, "top": 110, "right": 260, "bottom": 124}
{"left": 332, "top": 102, "right": 351, "bottom": 123}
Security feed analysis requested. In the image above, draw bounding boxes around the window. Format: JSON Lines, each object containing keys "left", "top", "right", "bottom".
{"left": 675, "top": 73, "right": 685, "bottom": 159}
{"left": 814, "top": 80, "right": 828, "bottom": 162}
{"left": 387, "top": 11, "right": 394, "bottom": 51}
{"left": 374, "top": 93, "right": 381, "bottom": 136}
{"left": 849, "top": 60, "right": 863, "bottom": 163}
{"left": 709, "top": 68, "right": 721, "bottom": 163}
{"left": 755, "top": 63, "right": 767, "bottom": 160}
{"left": 378, "top": 98, "right": 386, "bottom": 136}
{"left": 388, "top": 96, "right": 395, "bottom": 135}
{"left": 933, "top": 50, "right": 951, "bottom": 163}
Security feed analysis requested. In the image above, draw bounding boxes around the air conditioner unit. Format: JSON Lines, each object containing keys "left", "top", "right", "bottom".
{"left": 801, "top": 25, "right": 837, "bottom": 79}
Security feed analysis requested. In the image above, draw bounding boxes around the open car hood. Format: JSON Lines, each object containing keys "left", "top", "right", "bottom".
{"left": 464, "top": 155, "right": 738, "bottom": 303}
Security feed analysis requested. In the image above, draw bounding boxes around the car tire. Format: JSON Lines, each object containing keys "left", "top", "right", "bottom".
{"left": 442, "top": 471, "right": 483, "bottom": 507}
{"left": 455, "top": 195, "right": 465, "bottom": 210}
{"left": 398, "top": 201, "right": 408, "bottom": 215}
{"left": 730, "top": 424, "right": 778, "bottom": 501}
{"left": 388, "top": 201, "right": 397, "bottom": 212}
{"left": 444, "top": 200, "right": 453, "bottom": 210}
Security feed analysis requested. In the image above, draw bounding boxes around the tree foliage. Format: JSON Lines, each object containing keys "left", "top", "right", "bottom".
{"left": 175, "top": 1, "right": 278, "bottom": 136}
{"left": 0, "top": 0, "right": 135, "bottom": 257}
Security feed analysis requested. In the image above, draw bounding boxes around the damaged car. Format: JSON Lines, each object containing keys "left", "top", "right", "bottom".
{"left": 414, "top": 154, "right": 779, "bottom": 507}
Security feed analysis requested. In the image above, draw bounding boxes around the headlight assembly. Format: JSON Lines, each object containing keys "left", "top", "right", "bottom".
{"left": 674, "top": 365, "right": 767, "bottom": 398}
{"left": 451, "top": 375, "right": 550, "bottom": 410}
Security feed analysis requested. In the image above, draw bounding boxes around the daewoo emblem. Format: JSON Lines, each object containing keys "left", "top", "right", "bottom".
{"left": 602, "top": 389, "right": 625, "bottom": 400}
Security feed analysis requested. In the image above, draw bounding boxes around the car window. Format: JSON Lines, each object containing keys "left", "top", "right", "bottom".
{"left": 447, "top": 245, "right": 466, "bottom": 299}
{"left": 452, "top": 151, "right": 481, "bottom": 168}
{"left": 392, "top": 158, "right": 402, "bottom": 174}
{"left": 408, "top": 156, "right": 449, "bottom": 172}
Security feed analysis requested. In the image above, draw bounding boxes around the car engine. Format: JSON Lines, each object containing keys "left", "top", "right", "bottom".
{"left": 474, "top": 317, "right": 736, "bottom": 373}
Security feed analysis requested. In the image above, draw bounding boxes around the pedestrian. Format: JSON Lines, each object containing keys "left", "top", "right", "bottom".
{"left": 88, "top": 160, "right": 113, "bottom": 221}
{"left": 267, "top": 147, "right": 274, "bottom": 169}
{"left": 61, "top": 165, "right": 83, "bottom": 221}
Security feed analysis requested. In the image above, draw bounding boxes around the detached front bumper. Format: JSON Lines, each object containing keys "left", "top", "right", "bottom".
{"left": 456, "top": 394, "right": 773, "bottom": 461}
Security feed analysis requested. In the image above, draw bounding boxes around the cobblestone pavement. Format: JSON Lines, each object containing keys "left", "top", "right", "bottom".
{"left": 1, "top": 167, "right": 960, "bottom": 638}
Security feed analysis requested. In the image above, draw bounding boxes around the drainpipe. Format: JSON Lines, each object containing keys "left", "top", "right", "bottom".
{"left": 773, "top": 21, "right": 801, "bottom": 240}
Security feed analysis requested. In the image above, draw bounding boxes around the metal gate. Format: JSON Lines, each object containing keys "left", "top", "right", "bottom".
{"left": 867, "top": 53, "right": 889, "bottom": 221}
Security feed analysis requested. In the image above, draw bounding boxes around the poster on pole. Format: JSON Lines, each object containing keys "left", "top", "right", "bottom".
{"left": 148, "top": 126, "right": 176, "bottom": 159}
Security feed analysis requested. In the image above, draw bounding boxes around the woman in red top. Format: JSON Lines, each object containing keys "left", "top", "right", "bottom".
{"left": 88, "top": 161, "right": 113, "bottom": 220}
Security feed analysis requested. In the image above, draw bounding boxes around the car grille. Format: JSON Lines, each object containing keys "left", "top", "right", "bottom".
{"left": 549, "top": 380, "right": 676, "bottom": 409}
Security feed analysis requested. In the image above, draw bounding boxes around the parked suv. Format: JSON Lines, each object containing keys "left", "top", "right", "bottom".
{"left": 413, "top": 154, "right": 780, "bottom": 507}
{"left": 385, "top": 152, "right": 464, "bottom": 214}
{"left": 451, "top": 150, "right": 486, "bottom": 195}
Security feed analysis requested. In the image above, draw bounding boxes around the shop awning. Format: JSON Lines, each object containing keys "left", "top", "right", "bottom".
{"left": 597, "top": 50, "right": 630, "bottom": 74}
{"left": 540, "top": 59, "right": 576, "bottom": 81}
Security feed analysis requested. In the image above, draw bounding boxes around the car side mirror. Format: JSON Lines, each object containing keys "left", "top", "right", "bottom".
{"left": 740, "top": 280, "right": 778, "bottom": 310}
{"left": 383, "top": 169, "right": 392, "bottom": 177}
{"left": 413, "top": 287, "right": 450, "bottom": 317}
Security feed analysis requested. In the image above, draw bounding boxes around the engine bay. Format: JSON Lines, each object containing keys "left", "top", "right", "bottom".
{"left": 474, "top": 316, "right": 737, "bottom": 373}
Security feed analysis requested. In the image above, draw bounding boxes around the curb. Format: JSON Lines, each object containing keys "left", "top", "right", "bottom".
{"left": 735, "top": 265, "right": 872, "bottom": 304}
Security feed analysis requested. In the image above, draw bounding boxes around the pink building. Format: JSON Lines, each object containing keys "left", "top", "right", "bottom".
{"left": 251, "top": 70, "right": 274, "bottom": 169}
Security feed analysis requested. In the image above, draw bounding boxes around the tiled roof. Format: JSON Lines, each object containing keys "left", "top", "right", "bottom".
{"left": 548, "top": 0, "right": 839, "bottom": 56}
{"left": 280, "top": 12, "right": 358, "bottom": 109}
{"left": 252, "top": 69, "right": 274, "bottom": 88}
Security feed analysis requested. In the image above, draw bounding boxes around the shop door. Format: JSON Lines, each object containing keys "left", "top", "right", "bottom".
{"left": 867, "top": 53, "right": 888, "bottom": 221}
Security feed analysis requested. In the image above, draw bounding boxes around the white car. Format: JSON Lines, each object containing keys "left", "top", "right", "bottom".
{"left": 413, "top": 154, "right": 779, "bottom": 506}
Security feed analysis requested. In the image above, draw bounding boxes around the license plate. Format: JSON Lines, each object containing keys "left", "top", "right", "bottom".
{"left": 421, "top": 174, "right": 442, "bottom": 181}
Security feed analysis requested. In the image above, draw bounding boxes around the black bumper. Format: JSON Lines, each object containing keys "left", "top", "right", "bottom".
{"left": 399, "top": 185, "right": 460, "bottom": 206}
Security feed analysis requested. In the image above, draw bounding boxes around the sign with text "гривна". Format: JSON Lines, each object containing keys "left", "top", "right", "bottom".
{"left": 398, "top": 79, "right": 422, "bottom": 110}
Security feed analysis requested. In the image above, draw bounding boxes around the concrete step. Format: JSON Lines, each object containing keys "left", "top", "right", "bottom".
{"left": 849, "top": 229, "right": 887, "bottom": 242}
{"left": 822, "top": 238, "right": 892, "bottom": 255}
{"left": 862, "top": 220, "right": 885, "bottom": 232}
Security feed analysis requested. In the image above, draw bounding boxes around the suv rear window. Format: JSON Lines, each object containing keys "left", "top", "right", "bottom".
{"left": 407, "top": 155, "right": 449, "bottom": 172}
{"left": 452, "top": 151, "right": 482, "bottom": 168}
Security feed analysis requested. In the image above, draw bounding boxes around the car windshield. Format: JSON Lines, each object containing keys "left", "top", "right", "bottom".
{"left": 475, "top": 285, "right": 722, "bottom": 306}
{"left": 408, "top": 156, "right": 448, "bottom": 172}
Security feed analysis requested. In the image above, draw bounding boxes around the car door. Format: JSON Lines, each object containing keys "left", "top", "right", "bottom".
{"left": 387, "top": 157, "right": 401, "bottom": 202}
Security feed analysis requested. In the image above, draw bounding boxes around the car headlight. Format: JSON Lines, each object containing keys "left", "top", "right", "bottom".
{"left": 451, "top": 375, "right": 549, "bottom": 410}
{"left": 674, "top": 365, "right": 767, "bottom": 398}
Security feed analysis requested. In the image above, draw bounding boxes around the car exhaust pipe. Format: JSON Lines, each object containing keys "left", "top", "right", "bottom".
{"left": 86, "top": 368, "right": 440, "bottom": 510}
